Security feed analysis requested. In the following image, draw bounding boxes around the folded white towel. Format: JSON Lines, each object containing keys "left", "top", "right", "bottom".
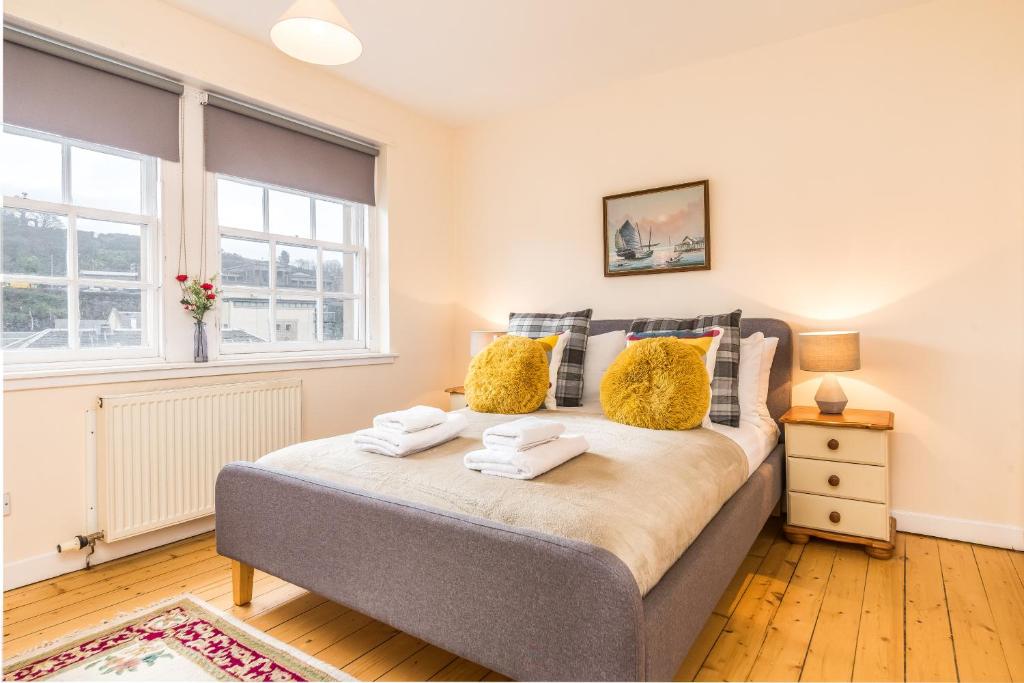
{"left": 372, "top": 405, "right": 448, "bottom": 434}
{"left": 355, "top": 413, "right": 468, "bottom": 457}
{"left": 464, "top": 434, "right": 589, "bottom": 480}
{"left": 482, "top": 417, "right": 566, "bottom": 452}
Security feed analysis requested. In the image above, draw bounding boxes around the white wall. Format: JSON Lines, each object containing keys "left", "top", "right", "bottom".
{"left": 2, "top": 0, "right": 457, "bottom": 587}
{"left": 453, "top": 0, "right": 1024, "bottom": 546}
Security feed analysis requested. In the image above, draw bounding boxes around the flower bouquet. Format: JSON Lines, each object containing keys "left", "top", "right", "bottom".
{"left": 177, "top": 274, "right": 221, "bottom": 362}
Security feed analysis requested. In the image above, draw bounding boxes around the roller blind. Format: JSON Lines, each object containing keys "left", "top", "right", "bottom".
{"left": 203, "top": 95, "right": 377, "bottom": 206}
{"left": 2, "top": 28, "right": 182, "bottom": 161}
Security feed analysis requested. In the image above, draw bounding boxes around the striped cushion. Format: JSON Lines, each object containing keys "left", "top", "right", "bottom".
{"left": 630, "top": 310, "right": 742, "bottom": 426}
{"left": 508, "top": 309, "right": 593, "bottom": 407}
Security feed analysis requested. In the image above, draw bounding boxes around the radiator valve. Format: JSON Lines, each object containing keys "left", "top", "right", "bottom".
{"left": 57, "top": 532, "right": 104, "bottom": 568}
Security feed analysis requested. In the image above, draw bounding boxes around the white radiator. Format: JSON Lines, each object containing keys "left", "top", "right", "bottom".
{"left": 97, "top": 378, "right": 302, "bottom": 542}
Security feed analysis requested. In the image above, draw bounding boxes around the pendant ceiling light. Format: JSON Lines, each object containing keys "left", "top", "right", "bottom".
{"left": 271, "top": 0, "right": 363, "bottom": 66}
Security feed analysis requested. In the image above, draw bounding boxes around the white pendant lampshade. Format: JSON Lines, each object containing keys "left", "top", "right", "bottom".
{"left": 271, "top": 0, "right": 363, "bottom": 66}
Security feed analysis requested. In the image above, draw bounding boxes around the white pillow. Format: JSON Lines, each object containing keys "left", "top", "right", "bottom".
{"left": 581, "top": 330, "right": 627, "bottom": 403}
{"left": 756, "top": 337, "right": 779, "bottom": 422}
{"left": 544, "top": 331, "right": 570, "bottom": 409}
{"left": 738, "top": 332, "right": 766, "bottom": 422}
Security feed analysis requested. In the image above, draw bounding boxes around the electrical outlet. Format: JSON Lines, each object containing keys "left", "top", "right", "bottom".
{"left": 4, "top": 493, "right": 10, "bottom": 517}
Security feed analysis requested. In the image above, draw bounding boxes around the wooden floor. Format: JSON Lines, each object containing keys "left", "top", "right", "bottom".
{"left": 4, "top": 519, "right": 1024, "bottom": 681}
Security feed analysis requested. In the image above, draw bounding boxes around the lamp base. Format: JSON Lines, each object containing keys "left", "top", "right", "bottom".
{"left": 814, "top": 374, "right": 848, "bottom": 414}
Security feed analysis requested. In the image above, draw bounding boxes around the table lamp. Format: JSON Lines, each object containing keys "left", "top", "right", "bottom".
{"left": 799, "top": 331, "right": 860, "bottom": 414}
{"left": 469, "top": 330, "right": 505, "bottom": 358}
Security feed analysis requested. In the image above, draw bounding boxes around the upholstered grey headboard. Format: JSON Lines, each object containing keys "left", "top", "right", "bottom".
{"left": 589, "top": 318, "right": 793, "bottom": 426}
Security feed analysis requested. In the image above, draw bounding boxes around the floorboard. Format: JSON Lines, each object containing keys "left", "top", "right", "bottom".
{"left": 938, "top": 539, "right": 1012, "bottom": 682}
{"left": 972, "top": 545, "right": 1024, "bottom": 681}
{"left": 5, "top": 525, "right": 1024, "bottom": 681}
{"left": 799, "top": 545, "right": 868, "bottom": 682}
{"left": 904, "top": 534, "right": 958, "bottom": 682}
{"left": 852, "top": 534, "right": 906, "bottom": 682}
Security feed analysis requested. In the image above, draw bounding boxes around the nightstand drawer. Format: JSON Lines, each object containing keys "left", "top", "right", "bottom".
{"left": 785, "top": 424, "right": 887, "bottom": 465}
{"left": 788, "top": 491, "right": 889, "bottom": 540}
{"left": 788, "top": 457, "right": 887, "bottom": 503}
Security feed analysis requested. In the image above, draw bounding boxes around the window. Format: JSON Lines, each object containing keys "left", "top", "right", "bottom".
{"left": 215, "top": 175, "right": 368, "bottom": 352}
{"left": 1, "top": 126, "right": 159, "bottom": 362}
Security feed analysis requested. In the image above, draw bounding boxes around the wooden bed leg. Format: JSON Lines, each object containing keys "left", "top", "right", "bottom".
{"left": 232, "top": 560, "right": 254, "bottom": 606}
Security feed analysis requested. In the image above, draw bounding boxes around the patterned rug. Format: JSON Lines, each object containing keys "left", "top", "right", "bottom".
{"left": 3, "top": 595, "right": 354, "bottom": 681}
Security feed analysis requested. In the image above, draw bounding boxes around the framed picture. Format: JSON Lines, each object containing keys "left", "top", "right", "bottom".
{"left": 603, "top": 180, "right": 710, "bottom": 277}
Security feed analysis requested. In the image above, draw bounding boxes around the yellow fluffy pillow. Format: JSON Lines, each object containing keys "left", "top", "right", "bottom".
{"left": 600, "top": 337, "right": 710, "bottom": 430}
{"left": 465, "top": 335, "right": 549, "bottom": 414}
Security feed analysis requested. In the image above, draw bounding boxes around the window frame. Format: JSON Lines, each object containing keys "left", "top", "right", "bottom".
{"left": 1, "top": 125, "right": 161, "bottom": 364}
{"left": 210, "top": 173, "right": 373, "bottom": 356}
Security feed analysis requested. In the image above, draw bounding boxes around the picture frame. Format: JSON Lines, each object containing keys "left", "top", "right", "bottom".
{"left": 603, "top": 180, "right": 710, "bottom": 277}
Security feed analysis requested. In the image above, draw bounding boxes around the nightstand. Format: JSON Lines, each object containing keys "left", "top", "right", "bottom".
{"left": 780, "top": 406, "right": 896, "bottom": 559}
{"left": 444, "top": 385, "right": 466, "bottom": 410}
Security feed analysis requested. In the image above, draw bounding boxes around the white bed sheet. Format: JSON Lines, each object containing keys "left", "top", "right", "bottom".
{"left": 708, "top": 416, "right": 779, "bottom": 475}
{"left": 551, "top": 404, "right": 779, "bottom": 477}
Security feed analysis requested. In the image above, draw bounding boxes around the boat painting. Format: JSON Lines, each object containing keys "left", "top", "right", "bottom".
{"left": 603, "top": 180, "right": 710, "bottom": 277}
{"left": 614, "top": 220, "right": 659, "bottom": 260}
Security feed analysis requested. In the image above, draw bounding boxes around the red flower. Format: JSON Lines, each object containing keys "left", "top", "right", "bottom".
{"left": 206, "top": 293, "right": 216, "bottom": 300}
{"left": 200, "top": 282, "right": 213, "bottom": 290}
{"left": 175, "top": 274, "right": 188, "bottom": 282}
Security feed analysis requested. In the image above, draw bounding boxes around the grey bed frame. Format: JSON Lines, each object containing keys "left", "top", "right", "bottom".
{"left": 216, "top": 318, "right": 791, "bottom": 681}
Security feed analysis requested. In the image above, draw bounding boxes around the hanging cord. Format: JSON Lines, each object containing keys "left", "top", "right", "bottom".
{"left": 176, "top": 96, "right": 188, "bottom": 278}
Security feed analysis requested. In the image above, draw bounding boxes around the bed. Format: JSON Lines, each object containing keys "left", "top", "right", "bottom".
{"left": 215, "top": 318, "right": 792, "bottom": 681}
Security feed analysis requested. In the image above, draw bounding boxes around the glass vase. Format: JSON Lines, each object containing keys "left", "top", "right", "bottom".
{"left": 194, "top": 320, "right": 208, "bottom": 363}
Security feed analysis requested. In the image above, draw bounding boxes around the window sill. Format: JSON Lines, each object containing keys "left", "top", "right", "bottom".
{"left": 3, "top": 351, "right": 398, "bottom": 391}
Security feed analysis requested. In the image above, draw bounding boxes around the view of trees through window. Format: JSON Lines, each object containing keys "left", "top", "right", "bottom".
{"left": 1, "top": 127, "right": 156, "bottom": 358}
{"left": 1, "top": 128, "right": 373, "bottom": 362}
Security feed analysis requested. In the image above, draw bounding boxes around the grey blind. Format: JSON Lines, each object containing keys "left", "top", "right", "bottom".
{"left": 3, "top": 31, "right": 182, "bottom": 161}
{"left": 204, "top": 95, "right": 377, "bottom": 206}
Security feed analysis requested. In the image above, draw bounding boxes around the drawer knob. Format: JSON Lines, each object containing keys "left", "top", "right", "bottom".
{"left": 828, "top": 474, "right": 840, "bottom": 487}
{"left": 827, "top": 438, "right": 840, "bottom": 451}
{"left": 829, "top": 511, "right": 841, "bottom": 524}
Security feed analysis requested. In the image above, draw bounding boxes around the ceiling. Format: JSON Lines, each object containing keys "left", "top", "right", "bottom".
{"left": 166, "top": 0, "right": 923, "bottom": 126}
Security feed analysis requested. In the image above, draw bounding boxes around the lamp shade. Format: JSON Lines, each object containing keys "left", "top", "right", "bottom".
{"left": 470, "top": 330, "right": 506, "bottom": 358}
{"left": 271, "top": 0, "right": 363, "bottom": 66}
{"left": 799, "top": 331, "right": 860, "bottom": 372}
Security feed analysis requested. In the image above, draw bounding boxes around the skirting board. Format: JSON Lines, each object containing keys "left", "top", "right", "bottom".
{"left": 3, "top": 516, "right": 215, "bottom": 591}
{"left": 893, "top": 509, "right": 1024, "bottom": 551}
{"left": 5, "top": 510, "right": 1019, "bottom": 590}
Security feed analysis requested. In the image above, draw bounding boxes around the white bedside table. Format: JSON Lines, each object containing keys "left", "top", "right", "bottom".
{"left": 444, "top": 385, "right": 467, "bottom": 411}
{"left": 780, "top": 406, "right": 896, "bottom": 559}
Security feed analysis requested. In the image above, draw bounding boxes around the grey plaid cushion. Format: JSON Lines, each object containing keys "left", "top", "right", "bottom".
{"left": 508, "top": 309, "right": 593, "bottom": 407}
{"left": 630, "top": 310, "right": 742, "bottom": 426}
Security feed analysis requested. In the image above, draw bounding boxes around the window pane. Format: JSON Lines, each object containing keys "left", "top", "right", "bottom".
{"left": 276, "top": 243, "right": 317, "bottom": 289}
{"left": 71, "top": 147, "right": 142, "bottom": 214}
{"left": 221, "top": 296, "right": 270, "bottom": 343}
{"left": 78, "top": 286, "right": 143, "bottom": 348}
{"left": 220, "top": 237, "right": 270, "bottom": 287}
{"left": 1, "top": 208, "right": 68, "bottom": 277}
{"left": 345, "top": 204, "right": 366, "bottom": 245}
{"left": 323, "top": 298, "right": 356, "bottom": 341}
{"left": 322, "top": 250, "right": 356, "bottom": 293}
{"left": 217, "top": 178, "right": 263, "bottom": 230}
{"left": 275, "top": 299, "right": 317, "bottom": 342}
{"left": 268, "top": 189, "right": 311, "bottom": 239}
{"left": 78, "top": 219, "right": 142, "bottom": 281}
{"left": 0, "top": 131, "right": 63, "bottom": 202}
{"left": 2, "top": 283, "right": 69, "bottom": 349}
{"left": 315, "top": 199, "right": 344, "bottom": 243}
